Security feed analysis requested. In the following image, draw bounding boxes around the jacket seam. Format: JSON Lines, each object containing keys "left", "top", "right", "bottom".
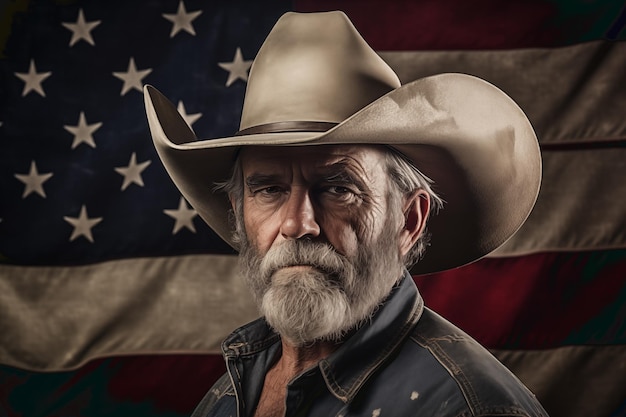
{"left": 411, "top": 332, "right": 482, "bottom": 415}
{"left": 410, "top": 333, "right": 539, "bottom": 417}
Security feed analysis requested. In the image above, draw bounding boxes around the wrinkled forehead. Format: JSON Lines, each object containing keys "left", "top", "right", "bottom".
{"left": 238, "top": 144, "right": 390, "bottom": 177}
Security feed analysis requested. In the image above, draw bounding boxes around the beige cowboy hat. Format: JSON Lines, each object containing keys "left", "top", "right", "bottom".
{"left": 143, "top": 11, "right": 541, "bottom": 275}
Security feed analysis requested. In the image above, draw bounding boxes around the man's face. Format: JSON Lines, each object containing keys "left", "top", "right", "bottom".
{"left": 235, "top": 144, "right": 409, "bottom": 345}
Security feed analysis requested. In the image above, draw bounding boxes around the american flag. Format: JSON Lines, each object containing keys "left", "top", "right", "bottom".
{"left": 0, "top": 2, "right": 292, "bottom": 264}
{"left": 1, "top": 1, "right": 625, "bottom": 416}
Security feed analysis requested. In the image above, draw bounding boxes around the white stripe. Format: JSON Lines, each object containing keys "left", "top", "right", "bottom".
{"left": 493, "top": 146, "right": 626, "bottom": 255}
{"left": 0, "top": 254, "right": 254, "bottom": 371}
{"left": 380, "top": 40, "right": 626, "bottom": 144}
{"left": 493, "top": 345, "right": 626, "bottom": 417}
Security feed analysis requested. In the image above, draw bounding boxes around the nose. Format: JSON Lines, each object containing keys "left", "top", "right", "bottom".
{"left": 279, "top": 187, "right": 321, "bottom": 240}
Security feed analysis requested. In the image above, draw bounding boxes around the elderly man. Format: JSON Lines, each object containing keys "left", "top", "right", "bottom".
{"left": 144, "top": 11, "right": 548, "bottom": 417}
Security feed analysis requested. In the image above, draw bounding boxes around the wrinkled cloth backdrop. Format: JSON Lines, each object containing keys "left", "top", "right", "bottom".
{"left": 0, "top": 1, "right": 625, "bottom": 416}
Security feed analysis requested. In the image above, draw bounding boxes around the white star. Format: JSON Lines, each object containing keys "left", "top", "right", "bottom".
{"left": 218, "top": 47, "right": 252, "bottom": 87}
{"left": 112, "top": 57, "right": 152, "bottom": 96}
{"left": 162, "top": 1, "right": 202, "bottom": 37}
{"left": 14, "top": 59, "right": 51, "bottom": 97}
{"left": 64, "top": 111, "right": 102, "bottom": 149}
{"left": 14, "top": 161, "right": 53, "bottom": 198}
{"left": 114, "top": 152, "right": 151, "bottom": 191}
{"left": 177, "top": 101, "right": 202, "bottom": 128}
{"left": 410, "top": 391, "right": 420, "bottom": 400}
{"left": 164, "top": 197, "right": 197, "bottom": 234}
{"left": 372, "top": 409, "right": 381, "bottom": 417}
{"left": 64, "top": 205, "right": 102, "bottom": 243}
{"left": 62, "top": 8, "right": 101, "bottom": 46}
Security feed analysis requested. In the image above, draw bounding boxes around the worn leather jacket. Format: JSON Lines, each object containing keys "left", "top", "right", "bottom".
{"left": 191, "top": 272, "right": 549, "bottom": 417}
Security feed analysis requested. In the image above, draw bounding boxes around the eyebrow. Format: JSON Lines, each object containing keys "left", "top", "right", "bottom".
{"left": 245, "top": 174, "right": 283, "bottom": 189}
{"left": 317, "top": 162, "right": 368, "bottom": 190}
{"left": 243, "top": 160, "right": 369, "bottom": 190}
{"left": 323, "top": 170, "right": 361, "bottom": 185}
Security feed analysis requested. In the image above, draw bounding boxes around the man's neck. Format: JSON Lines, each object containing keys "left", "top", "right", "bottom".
{"left": 253, "top": 339, "right": 339, "bottom": 417}
{"left": 277, "top": 338, "right": 338, "bottom": 376}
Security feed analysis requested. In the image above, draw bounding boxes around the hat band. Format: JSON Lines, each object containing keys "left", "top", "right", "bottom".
{"left": 235, "top": 121, "right": 338, "bottom": 136}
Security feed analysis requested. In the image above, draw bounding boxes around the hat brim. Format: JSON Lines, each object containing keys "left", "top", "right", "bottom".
{"left": 144, "top": 73, "right": 541, "bottom": 275}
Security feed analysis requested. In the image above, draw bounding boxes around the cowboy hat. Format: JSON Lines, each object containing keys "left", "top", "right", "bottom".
{"left": 143, "top": 11, "right": 541, "bottom": 275}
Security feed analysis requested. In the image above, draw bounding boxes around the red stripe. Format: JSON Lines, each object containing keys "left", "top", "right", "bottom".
{"left": 106, "top": 355, "right": 224, "bottom": 413}
{"left": 415, "top": 250, "right": 626, "bottom": 349}
{"left": 0, "top": 355, "right": 225, "bottom": 416}
{"left": 294, "top": 0, "right": 623, "bottom": 49}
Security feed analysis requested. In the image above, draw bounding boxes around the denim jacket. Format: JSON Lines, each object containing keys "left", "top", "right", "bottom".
{"left": 192, "top": 272, "right": 549, "bottom": 417}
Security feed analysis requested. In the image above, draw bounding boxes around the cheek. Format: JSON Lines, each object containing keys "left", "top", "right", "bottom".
{"left": 319, "top": 197, "right": 388, "bottom": 256}
{"left": 352, "top": 201, "right": 390, "bottom": 245}
{"left": 318, "top": 214, "right": 360, "bottom": 257}
{"left": 243, "top": 202, "right": 280, "bottom": 253}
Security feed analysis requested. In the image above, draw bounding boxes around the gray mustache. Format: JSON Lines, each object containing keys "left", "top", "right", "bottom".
{"left": 259, "top": 240, "right": 352, "bottom": 279}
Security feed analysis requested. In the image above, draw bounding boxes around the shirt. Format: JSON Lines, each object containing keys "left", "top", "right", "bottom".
{"left": 191, "top": 272, "right": 549, "bottom": 417}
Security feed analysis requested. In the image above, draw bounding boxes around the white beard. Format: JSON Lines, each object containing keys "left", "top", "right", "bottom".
{"left": 261, "top": 266, "right": 352, "bottom": 345}
{"left": 238, "top": 216, "right": 405, "bottom": 346}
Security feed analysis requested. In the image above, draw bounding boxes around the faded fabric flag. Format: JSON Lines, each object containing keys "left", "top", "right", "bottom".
{"left": 0, "top": 1, "right": 625, "bottom": 416}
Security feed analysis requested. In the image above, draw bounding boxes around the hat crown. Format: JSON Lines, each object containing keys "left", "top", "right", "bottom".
{"left": 240, "top": 11, "right": 401, "bottom": 131}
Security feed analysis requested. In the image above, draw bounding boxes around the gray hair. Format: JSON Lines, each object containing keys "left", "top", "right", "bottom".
{"left": 215, "top": 146, "right": 443, "bottom": 268}
{"left": 383, "top": 149, "right": 443, "bottom": 267}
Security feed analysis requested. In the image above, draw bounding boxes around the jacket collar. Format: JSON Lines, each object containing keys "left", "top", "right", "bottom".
{"left": 319, "top": 271, "right": 423, "bottom": 402}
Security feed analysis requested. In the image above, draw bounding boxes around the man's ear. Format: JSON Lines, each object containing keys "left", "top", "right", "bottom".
{"left": 398, "top": 190, "right": 430, "bottom": 257}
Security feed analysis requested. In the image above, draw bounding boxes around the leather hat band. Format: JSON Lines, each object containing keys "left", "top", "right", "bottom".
{"left": 235, "top": 121, "right": 338, "bottom": 136}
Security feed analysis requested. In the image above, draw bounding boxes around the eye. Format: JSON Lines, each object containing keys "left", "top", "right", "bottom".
{"left": 256, "top": 186, "right": 283, "bottom": 195}
{"left": 326, "top": 185, "right": 351, "bottom": 195}
{"left": 320, "top": 184, "right": 360, "bottom": 203}
{"left": 249, "top": 186, "right": 287, "bottom": 203}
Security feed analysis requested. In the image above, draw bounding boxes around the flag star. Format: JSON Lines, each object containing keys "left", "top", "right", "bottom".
{"left": 410, "top": 391, "right": 419, "bottom": 400}
{"left": 372, "top": 409, "right": 381, "bottom": 417}
{"left": 62, "top": 8, "right": 101, "bottom": 46}
{"left": 64, "top": 205, "right": 102, "bottom": 243}
{"left": 64, "top": 111, "right": 102, "bottom": 149}
{"left": 14, "top": 161, "right": 53, "bottom": 198}
{"left": 113, "top": 57, "right": 152, "bottom": 96}
{"left": 164, "top": 197, "right": 197, "bottom": 234}
{"left": 14, "top": 59, "right": 51, "bottom": 97}
{"left": 177, "top": 101, "right": 202, "bottom": 128}
{"left": 114, "top": 152, "right": 151, "bottom": 191}
{"left": 162, "top": 0, "right": 202, "bottom": 37}
{"left": 218, "top": 47, "right": 252, "bottom": 87}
